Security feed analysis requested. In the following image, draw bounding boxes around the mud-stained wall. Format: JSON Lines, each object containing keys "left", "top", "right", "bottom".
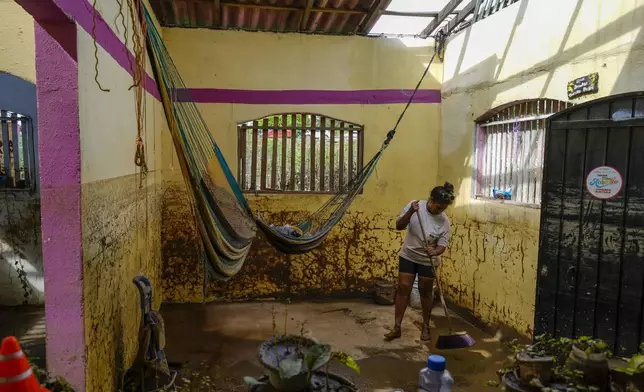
{"left": 0, "top": 192, "right": 42, "bottom": 305}
{"left": 77, "top": 1, "right": 164, "bottom": 390}
{"left": 439, "top": 0, "right": 644, "bottom": 337}
{"left": 81, "top": 176, "right": 162, "bottom": 390}
{"left": 159, "top": 29, "right": 442, "bottom": 302}
{"left": 0, "top": 4, "right": 41, "bottom": 306}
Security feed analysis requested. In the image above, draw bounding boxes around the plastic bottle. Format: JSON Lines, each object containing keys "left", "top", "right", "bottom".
{"left": 418, "top": 355, "right": 454, "bottom": 392}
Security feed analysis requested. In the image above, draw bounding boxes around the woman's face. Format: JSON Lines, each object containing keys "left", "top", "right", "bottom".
{"left": 427, "top": 199, "right": 449, "bottom": 215}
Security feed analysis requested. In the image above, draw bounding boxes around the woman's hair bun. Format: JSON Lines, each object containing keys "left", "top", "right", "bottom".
{"left": 443, "top": 182, "right": 454, "bottom": 192}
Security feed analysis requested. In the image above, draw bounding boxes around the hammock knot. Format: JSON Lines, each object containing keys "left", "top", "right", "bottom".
{"left": 383, "top": 129, "right": 396, "bottom": 146}
{"left": 135, "top": 136, "right": 148, "bottom": 176}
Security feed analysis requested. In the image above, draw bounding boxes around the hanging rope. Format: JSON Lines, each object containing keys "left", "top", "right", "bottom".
{"left": 128, "top": 0, "right": 149, "bottom": 186}
{"left": 92, "top": 0, "right": 110, "bottom": 92}
{"left": 382, "top": 34, "right": 443, "bottom": 148}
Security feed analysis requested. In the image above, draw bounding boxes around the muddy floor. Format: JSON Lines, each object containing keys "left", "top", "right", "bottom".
{"left": 162, "top": 299, "right": 511, "bottom": 392}
{"left": 0, "top": 306, "right": 46, "bottom": 368}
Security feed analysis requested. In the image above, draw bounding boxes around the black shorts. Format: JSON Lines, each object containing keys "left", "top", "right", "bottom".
{"left": 399, "top": 256, "right": 435, "bottom": 278}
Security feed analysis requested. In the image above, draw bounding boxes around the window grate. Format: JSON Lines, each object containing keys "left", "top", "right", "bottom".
{"left": 0, "top": 110, "right": 35, "bottom": 190}
{"left": 473, "top": 99, "right": 572, "bottom": 205}
{"left": 238, "top": 113, "right": 364, "bottom": 194}
{"left": 474, "top": 0, "right": 521, "bottom": 22}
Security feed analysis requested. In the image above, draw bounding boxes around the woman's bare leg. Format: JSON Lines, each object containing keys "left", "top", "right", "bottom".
{"left": 384, "top": 273, "right": 415, "bottom": 341}
{"left": 418, "top": 276, "right": 435, "bottom": 341}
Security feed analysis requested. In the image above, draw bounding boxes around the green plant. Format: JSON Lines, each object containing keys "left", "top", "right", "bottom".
{"left": 245, "top": 341, "right": 360, "bottom": 390}
{"left": 613, "top": 354, "right": 644, "bottom": 376}
{"left": 30, "top": 359, "right": 76, "bottom": 392}
{"left": 500, "top": 335, "right": 612, "bottom": 391}
{"left": 573, "top": 336, "right": 612, "bottom": 356}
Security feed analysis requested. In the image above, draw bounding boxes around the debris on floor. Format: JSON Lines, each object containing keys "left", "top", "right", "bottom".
{"left": 162, "top": 300, "right": 511, "bottom": 391}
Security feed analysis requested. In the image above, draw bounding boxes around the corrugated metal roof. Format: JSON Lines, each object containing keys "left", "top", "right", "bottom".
{"left": 148, "top": 0, "right": 517, "bottom": 37}
{"left": 149, "top": 0, "right": 379, "bottom": 35}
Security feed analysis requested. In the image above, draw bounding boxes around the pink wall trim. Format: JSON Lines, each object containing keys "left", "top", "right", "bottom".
{"left": 35, "top": 20, "right": 85, "bottom": 391}
{"left": 33, "top": 0, "right": 440, "bottom": 106}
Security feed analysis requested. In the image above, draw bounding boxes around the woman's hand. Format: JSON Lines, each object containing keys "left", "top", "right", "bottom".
{"left": 410, "top": 200, "right": 419, "bottom": 212}
{"left": 425, "top": 245, "right": 446, "bottom": 257}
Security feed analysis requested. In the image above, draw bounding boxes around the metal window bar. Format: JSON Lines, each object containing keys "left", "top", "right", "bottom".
{"left": 0, "top": 111, "right": 34, "bottom": 190}
{"left": 474, "top": 0, "right": 519, "bottom": 21}
{"left": 238, "top": 113, "right": 364, "bottom": 194}
{"left": 474, "top": 99, "right": 572, "bottom": 205}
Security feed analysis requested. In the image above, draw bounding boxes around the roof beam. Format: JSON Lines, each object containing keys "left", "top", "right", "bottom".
{"left": 222, "top": 1, "right": 365, "bottom": 14}
{"left": 381, "top": 10, "right": 438, "bottom": 17}
{"left": 419, "top": 0, "right": 464, "bottom": 38}
{"left": 300, "top": 0, "right": 315, "bottom": 31}
{"left": 357, "top": 0, "right": 393, "bottom": 34}
{"left": 438, "top": 0, "right": 475, "bottom": 36}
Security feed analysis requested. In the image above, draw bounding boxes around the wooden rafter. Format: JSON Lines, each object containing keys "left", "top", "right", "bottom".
{"left": 419, "top": 0, "right": 464, "bottom": 38}
{"left": 438, "top": 0, "right": 475, "bottom": 36}
{"left": 221, "top": 1, "right": 366, "bottom": 15}
{"left": 300, "top": 0, "right": 315, "bottom": 31}
{"left": 357, "top": 0, "right": 392, "bottom": 34}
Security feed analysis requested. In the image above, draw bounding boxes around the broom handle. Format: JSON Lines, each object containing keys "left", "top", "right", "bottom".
{"left": 415, "top": 210, "right": 453, "bottom": 332}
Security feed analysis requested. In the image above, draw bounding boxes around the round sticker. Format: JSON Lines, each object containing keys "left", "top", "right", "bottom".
{"left": 585, "top": 166, "right": 623, "bottom": 200}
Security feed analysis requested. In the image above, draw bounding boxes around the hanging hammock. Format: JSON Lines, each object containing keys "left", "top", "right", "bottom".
{"left": 142, "top": 5, "right": 438, "bottom": 278}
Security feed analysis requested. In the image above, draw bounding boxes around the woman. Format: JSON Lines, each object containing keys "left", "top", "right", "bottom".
{"left": 385, "top": 182, "right": 455, "bottom": 342}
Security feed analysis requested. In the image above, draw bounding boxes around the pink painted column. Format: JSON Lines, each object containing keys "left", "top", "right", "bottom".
{"left": 35, "top": 20, "right": 85, "bottom": 391}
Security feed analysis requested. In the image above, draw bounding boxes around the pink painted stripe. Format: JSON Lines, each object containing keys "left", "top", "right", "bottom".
{"left": 50, "top": 0, "right": 160, "bottom": 100}
{"left": 177, "top": 88, "right": 441, "bottom": 105}
{"left": 46, "top": 0, "right": 441, "bottom": 106}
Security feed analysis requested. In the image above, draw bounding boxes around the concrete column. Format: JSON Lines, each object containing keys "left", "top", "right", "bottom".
{"left": 33, "top": 14, "right": 85, "bottom": 392}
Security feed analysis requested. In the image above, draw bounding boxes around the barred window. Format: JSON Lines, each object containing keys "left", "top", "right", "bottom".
{"left": 0, "top": 110, "right": 36, "bottom": 190}
{"left": 238, "top": 113, "right": 363, "bottom": 194}
{"left": 473, "top": 99, "right": 572, "bottom": 206}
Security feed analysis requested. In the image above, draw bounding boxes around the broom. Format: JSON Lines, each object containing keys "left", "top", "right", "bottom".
{"left": 416, "top": 210, "right": 475, "bottom": 350}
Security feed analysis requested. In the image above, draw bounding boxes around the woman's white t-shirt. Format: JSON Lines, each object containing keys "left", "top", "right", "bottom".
{"left": 398, "top": 200, "right": 450, "bottom": 266}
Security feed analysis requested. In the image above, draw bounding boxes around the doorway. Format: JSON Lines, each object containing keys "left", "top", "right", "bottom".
{"left": 535, "top": 91, "right": 644, "bottom": 356}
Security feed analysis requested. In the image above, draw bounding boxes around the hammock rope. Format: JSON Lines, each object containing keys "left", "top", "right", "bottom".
{"left": 142, "top": 4, "right": 440, "bottom": 278}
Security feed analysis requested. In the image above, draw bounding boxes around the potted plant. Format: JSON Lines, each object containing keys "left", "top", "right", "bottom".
{"left": 246, "top": 371, "right": 358, "bottom": 392}
{"left": 246, "top": 339, "right": 360, "bottom": 392}
{"left": 566, "top": 336, "right": 611, "bottom": 391}
{"left": 610, "top": 345, "right": 644, "bottom": 392}
{"left": 500, "top": 335, "right": 578, "bottom": 389}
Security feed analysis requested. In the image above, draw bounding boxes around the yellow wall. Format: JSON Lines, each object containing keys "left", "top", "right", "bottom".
{"left": 159, "top": 29, "right": 442, "bottom": 301}
{"left": 0, "top": 1, "right": 35, "bottom": 82}
{"left": 77, "top": 1, "right": 164, "bottom": 390}
{"left": 439, "top": 0, "right": 644, "bottom": 337}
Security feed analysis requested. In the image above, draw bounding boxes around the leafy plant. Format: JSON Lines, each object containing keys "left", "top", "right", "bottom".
{"left": 613, "top": 354, "right": 644, "bottom": 375}
{"left": 244, "top": 376, "right": 266, "bottom": 387}
{"left": 279, "top": 359, "right": 303, "bottom": 379}
{"left": 573, "top": 336, "right": 611, "bottom": 356}
{"left": 30, "top": 359, "right": 76, "bottom": 392}
{"left": 304, "top": 344, "right": 331, "bottom": 380}
{"left": 330, "top": 351, "right": 360, "bottom": 375}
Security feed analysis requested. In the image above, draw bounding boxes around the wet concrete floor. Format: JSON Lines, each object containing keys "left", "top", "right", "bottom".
{"left": 162, "top": 299, "right": 511, "bottom": 392}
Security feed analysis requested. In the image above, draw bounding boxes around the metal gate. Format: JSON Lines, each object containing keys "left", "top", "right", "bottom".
{"left": 535, "top": 91, "right": 644, "bottom": 356}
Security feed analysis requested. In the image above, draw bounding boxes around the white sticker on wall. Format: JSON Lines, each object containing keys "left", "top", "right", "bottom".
{"left": 585, "top": 166, "right": 623, "bottom": 200}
